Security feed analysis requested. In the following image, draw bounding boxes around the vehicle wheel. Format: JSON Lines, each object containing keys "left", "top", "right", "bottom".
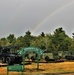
{"left": 17, "top": 61, "right": 22, "bottom": 65}
{"left": 1, "top": 57, "right": 6, "bottom": 63}
{"left": 6, "top": 57, "right": 11, "bottom": 65}
{"left": 31, "top": 56, "right": 35, "bottom": 62}
{"left": 45, "top": 56, "right": 49, "bottom": 62}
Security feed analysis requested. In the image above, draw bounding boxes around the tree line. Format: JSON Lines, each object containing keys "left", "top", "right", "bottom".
{"left": 0, "top": 27, "right": 74, "bottom": 52}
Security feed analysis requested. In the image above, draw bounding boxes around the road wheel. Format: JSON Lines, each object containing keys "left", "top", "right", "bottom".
{"left": 6, "top": 57, "right": 11, "bottom": 65}
{"left": 1, "top": 57, "right": 6, "bottom": 63}
{"left": 45, "top": 56, "right": 49, "bottom": 62}
{"left": 31, "top": 56, "right": 35, "bottom": 62}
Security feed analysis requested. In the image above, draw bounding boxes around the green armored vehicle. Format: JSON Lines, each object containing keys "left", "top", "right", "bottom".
{"left": 63, "top": 51, "right": 74, "bottom": 60}
{"left": 42, "top": 50, "right": 74, "bottom": 62}
{"left": 18, "top": 47, "right": 43, "bottom": 62}
{"left": 24, "top": 50, "right": 64, "bottom": 62}
{"left": 24, "top": 51, "right": 42, "bottom": 62}
{"left": 42, "top": 50, "right": 64, "bottom": 62}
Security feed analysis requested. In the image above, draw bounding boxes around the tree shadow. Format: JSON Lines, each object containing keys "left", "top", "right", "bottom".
{"left": 24, "top": 68, "right": 45, "bottom": 72}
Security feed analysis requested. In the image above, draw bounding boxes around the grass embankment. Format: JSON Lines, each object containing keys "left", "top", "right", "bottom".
{"left": 0, "top": 62, "right": 74, "bottom": 75}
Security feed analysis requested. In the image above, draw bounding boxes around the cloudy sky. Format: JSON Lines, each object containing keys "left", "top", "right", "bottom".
{"left": 0, "top": 0, "right": 74, "bottom": 38}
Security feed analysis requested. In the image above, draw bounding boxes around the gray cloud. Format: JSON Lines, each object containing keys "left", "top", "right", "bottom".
{"left": 0, "top": 0, "right": 74, "bottom": 38}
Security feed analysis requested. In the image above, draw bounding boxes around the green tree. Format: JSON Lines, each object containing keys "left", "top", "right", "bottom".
{"left": 68, "top": 33, "right": 74, "bottom": 51}
{"left": 49, "top": 27, "right": 70, "bottom": 52}
{"left": 22, "top": 31, "right": 34, "bottom": 47}
{"left": 0, "top": 37, "right": 7, "bottom": 46}
{"left": 26, "top": 30, "right": 31, "bottom": 36}
{"left": 7, "top": 34, "right": 16, "bottom": 45}
{"left": 40, "top": 32, "right": 45, "bottom": 37}
{"left": 15, "top": 36, "right": 24, "bottom": 49}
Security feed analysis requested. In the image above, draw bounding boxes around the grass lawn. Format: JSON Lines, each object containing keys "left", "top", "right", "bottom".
{"left": 0, "top": 62, "right": 74, "bottom": 75}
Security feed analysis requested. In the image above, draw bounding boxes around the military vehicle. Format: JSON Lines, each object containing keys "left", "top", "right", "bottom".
{"left": 42, "top": 50, "right": 74, "bottom": 62}
{"left": 0, "top": 46, "right": 22, "bottom": 65}
{"left": 25, "top": 50, "right": 74, "bottom": 62}
{"left": 23, "top": 51, "right": 42, "bottom": 62}
{"left": 18, "top": 47, "right": 43, "bottom": 62}
{"left": 42, "top": 50, "right": 60, "bottom": 62}
{"left": 63, "top": 51, "right": 74, "bottom": 60}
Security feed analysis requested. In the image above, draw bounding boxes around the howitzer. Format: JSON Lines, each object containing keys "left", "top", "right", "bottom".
{"left": 0, "top": 45, "right": 22, "bottom": 65}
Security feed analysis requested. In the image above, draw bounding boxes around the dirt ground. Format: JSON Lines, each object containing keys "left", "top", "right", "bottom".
{"left": 0, "top": 62, "right": 74, "bottom": 75}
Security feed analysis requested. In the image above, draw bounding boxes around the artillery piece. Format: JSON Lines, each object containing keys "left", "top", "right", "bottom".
{"left": 0, "top": 46, "right": 22, "bottom": 65}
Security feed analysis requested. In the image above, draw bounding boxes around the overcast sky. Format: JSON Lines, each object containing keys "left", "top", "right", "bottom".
{"left": 0, "top": 0, "right": 74, "bottom": 38}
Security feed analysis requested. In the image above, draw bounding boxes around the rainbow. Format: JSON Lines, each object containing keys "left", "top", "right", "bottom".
{"left": 31, "top": 1, "right": 74, "bottom": 35}
{"left": 3, "top": 1, "right": 74, "bottom": 37}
